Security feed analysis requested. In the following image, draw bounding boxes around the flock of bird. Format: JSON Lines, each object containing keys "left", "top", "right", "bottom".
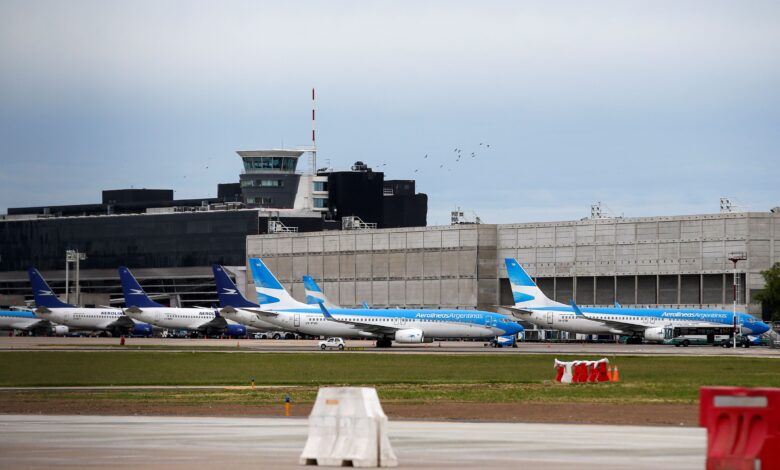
{"left": 413, "top": 142, "right": 492, "bottom": 173}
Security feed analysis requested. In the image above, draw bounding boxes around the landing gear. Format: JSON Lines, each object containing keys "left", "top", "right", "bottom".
{"left": 376, "top": 338, "right": 392, "bottom": 348}
{"left": 626, "top": 336, "right": 642, "bottom": 345}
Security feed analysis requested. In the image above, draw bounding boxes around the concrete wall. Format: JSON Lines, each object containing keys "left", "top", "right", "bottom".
{"left": 247, "top": 211, "right": 779, "bottom": 314}
{"left": 246, "top": 225, "right": 497, "bottom": 310}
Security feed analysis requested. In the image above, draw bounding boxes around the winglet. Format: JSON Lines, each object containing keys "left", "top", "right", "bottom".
{"left": 318, "top": 302, "right": 334, "bottom": 320}
{"left": 569, "top": 300, "right": 585, "bottom": 317}
{"left": 361, "top": 302, "right": 370, "bottom": 309}
{"left": 614, "top": 301, "right": 622, "bottom": 308}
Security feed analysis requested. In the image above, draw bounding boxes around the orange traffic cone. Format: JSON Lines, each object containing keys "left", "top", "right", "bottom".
{"left": 613, "top": 365, "right": 620, "bottom": 382}
{"left": 607, "top": 366, "right": 613, "bottom": 382}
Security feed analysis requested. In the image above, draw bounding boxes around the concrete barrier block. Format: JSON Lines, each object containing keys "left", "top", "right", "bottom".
{"left": 300, "top": 387, "right": 398, "bottom": 467}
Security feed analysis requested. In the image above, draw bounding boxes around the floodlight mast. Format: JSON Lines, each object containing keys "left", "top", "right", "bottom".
{"left": 65, "top": 249, "right": 87, "bottom": 306}
{"left": 728, "top": 252, "right": 747, "bottom": 348}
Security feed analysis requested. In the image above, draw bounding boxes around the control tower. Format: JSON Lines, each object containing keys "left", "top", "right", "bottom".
{"left": 237, "top": 149, "right": 328, "bottom": 212}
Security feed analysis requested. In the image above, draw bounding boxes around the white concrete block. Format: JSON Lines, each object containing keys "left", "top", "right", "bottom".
{"left": 300, "top": 387, "right": 398, "bottom": 467}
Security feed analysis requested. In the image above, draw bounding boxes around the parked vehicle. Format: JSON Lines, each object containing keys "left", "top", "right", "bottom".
{"left": 319, "top": 337, "right": 345, "bottom": 350}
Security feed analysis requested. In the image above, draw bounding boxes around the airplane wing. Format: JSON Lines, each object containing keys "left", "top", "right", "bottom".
{"left": 568, "top": 301, "right": 645, "bottom": 334}
{"left": 219, "top": 306, "right": 279, "bottom": 318}
{"left": 105, "top": 316, "right": 136, "bottom": 329}
{"left": 318, "top": 304, "right": 398, "bottom": 336}
{"left": 495, "top": 306, "right": 533, "bottom": 318}
{"left": 195, "top": 314, "right": 228, "bottom": 331}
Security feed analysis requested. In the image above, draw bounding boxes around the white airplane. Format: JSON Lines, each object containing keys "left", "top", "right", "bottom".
{"left": 502, "top": 258, "right": 770, "bottom": 343}
{"left": 118, "top": 266, "right": 247, "bottom": 337}
{"left": 238, "top": 258, "right": 523, "bottom": 348}
{"left": 212, "top": 264, "right": 284, "bottom": 332}
{"left": 0, "top": 308, "right": 66, "bottom": 335}
{"left": 28, "top": 268, "right": 152, "bottom": 336}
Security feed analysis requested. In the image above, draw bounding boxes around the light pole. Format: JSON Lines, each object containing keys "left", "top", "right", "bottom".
{"left": 728, "top": 252, "right": 747, "bottom": 348}
{"left": 65, "top": 250, "right": 87, "bottom": 306}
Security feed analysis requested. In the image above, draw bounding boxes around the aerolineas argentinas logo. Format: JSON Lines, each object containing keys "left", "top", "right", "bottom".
{"left": 130, "top": 289, "right": 145, "bottom": 295}
{"left": 38, "top": 290, "right": 54, "bottom": 296}
{"left": 221, "top": 288, "right": 238, "bottom": 295}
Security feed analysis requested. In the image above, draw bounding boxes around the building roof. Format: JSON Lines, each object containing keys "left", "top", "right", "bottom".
{"left": 237, "top": 149, "right": 305, "bottom": 158}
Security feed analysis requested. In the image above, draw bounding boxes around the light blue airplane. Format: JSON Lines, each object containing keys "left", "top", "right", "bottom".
{"left": 231, "top": 258, "right": 524, "bottom": 348}
{"left": 503, "top": 258, "right": 770, "bottom": 344}
{"left": 0, "top": 309, "right": 64, "bottom": 335}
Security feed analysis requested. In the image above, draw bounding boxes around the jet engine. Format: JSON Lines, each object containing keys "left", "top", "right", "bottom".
{"left": 643, "top": 327, "right": 665, "bottom": 342}
{"left": 52, "top": 325, "right": 69, "bottom": 336}
{"left": 226, "top": 324, "right": 247, "bottom": 337}
{"left": 394, "top": 328, "right": 425, "bottom": 343}
{"left": 132, "top": 323, "right": 153, "bottom": 336}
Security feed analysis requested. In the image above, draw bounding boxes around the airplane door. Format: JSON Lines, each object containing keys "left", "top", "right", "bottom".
{"left": 294, "top": 314, "right": 300, "bottom": 328}
{"left": 546, "top": 312, "right": 554, "bottom": 325}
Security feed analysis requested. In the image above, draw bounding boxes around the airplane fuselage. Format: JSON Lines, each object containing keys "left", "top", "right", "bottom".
{"left": 518, "top": 306, "right": 767, "bottom": 335}
{"left": 36, "top": 307, "right": 127, "bottom": 331}
{"left": 255, "top": 307, "right": 519, "bottom": 339}
{"left": 0, "top": 310, "right": 48, "bottom": 331}
{"left": 125, "top": 307, "right": 219, "bottom": 330}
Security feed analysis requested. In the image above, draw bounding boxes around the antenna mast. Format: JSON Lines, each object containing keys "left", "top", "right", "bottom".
{"left": 311, "top": 88, "right": 317, "bottom": 174}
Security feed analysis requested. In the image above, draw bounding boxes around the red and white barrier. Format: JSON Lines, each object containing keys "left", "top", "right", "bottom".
{"left": 554, "top": 358, "right": 611, "bottom": 384}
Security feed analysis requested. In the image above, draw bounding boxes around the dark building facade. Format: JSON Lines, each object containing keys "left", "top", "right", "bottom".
{"left": 0, "top": 210, "right": 260, "bottom": 272}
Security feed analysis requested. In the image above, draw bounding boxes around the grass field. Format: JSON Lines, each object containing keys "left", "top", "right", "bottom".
{"left": 1, "top": 352, "right": 779, "bottom": 405}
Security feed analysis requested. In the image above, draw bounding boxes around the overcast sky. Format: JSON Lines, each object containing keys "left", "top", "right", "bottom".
{"left": 1, "top": 0, "right": 778, "bottom": 224}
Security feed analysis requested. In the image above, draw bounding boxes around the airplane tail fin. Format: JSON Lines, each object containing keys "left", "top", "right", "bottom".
{"left": 504, "top": 258, "right": 564, "bottom": 308}
{"left": 212, "top": 265, "right": 258, "bottom": 308}
{"left": 302, "top": 275, "right": 339, "bottom": 309}
{"left": 27, "top": 268, "right": 74, "bottom": 308}
{"left": 118, "top": 266, "right": 164, "bottom": 308}
{"left": 248, "top": 258, "right": 304, "bottom": 309}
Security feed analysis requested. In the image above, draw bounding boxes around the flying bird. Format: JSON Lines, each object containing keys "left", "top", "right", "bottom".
{"left": 423, "top": 154, "right": 428, "bottom": 159}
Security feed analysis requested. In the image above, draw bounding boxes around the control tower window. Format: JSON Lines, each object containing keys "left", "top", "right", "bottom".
{"left": 313, "top": 197, "right": 329, "bottom": 208}
{"left": 243, "top": 157, "right": 297, "bottom": 172}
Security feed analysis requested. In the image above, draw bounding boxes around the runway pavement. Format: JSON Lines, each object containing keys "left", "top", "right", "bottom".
{"left": 0, "top": 336, "right": 777, "bottom": 356}
{"left": 0, "top": 414, "right": 706, "bottom": 469}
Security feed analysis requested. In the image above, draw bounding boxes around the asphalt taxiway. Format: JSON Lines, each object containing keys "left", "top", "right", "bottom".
{"left": 0, "top": 414, "right": 705, "bottom": 469}
{"left": 0, "top": 336, "right": 777, "bottom": 356}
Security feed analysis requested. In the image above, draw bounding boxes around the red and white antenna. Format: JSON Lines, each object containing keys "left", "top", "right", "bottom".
{"left": 311, "top": 88, "right": 317, "bottom": 174}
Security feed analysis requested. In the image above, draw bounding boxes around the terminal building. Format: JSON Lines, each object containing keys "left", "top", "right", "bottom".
{"left": 1, "top": 145, "right": 777, "bottom": 323}
{"left": 0, "top": 149, "right": 427, "bottom": 307}
{"left": 245, "top": 210, "right": 780, "bottom": 321}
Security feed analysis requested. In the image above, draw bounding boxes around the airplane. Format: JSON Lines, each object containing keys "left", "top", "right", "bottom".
{"left": 212, "top": 264, "right": 288, "bottom": 332}
{"left": 28, "top": 268, "right": 153, "bottom": 336}
{"left": 118, "top": 266, "right": 247, "bottom": 337}
{"left": 502, "top": 258, "right": 770, "bottom": 344}
{"left": 242, "top": 257, "right": 524, "bottom": 347}
{"left": 0, "top": 309, "right": 65, "bottom": 336}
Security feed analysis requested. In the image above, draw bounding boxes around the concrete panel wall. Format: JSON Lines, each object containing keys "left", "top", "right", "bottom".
{"left": 245, "top": 212, "right": 778, "bottom": 314}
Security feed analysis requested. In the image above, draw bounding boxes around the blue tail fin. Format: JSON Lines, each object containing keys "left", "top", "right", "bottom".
{"left": 247, "top": 258, "right": 301, "bottom": 308}
{"left": 28, "top": 268, "right": 74, "bottom": 308}
{"left": 118, "top": 266, "right": 164, "bottom": 308}
{"left": 213, "top": 265, "right": 258, "bottom": 308}
{"left": 504, "top": 258, "right": 564, "bottom": 308}
{"left": 303, "top": 275, "right": 325, "bottom": 305}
